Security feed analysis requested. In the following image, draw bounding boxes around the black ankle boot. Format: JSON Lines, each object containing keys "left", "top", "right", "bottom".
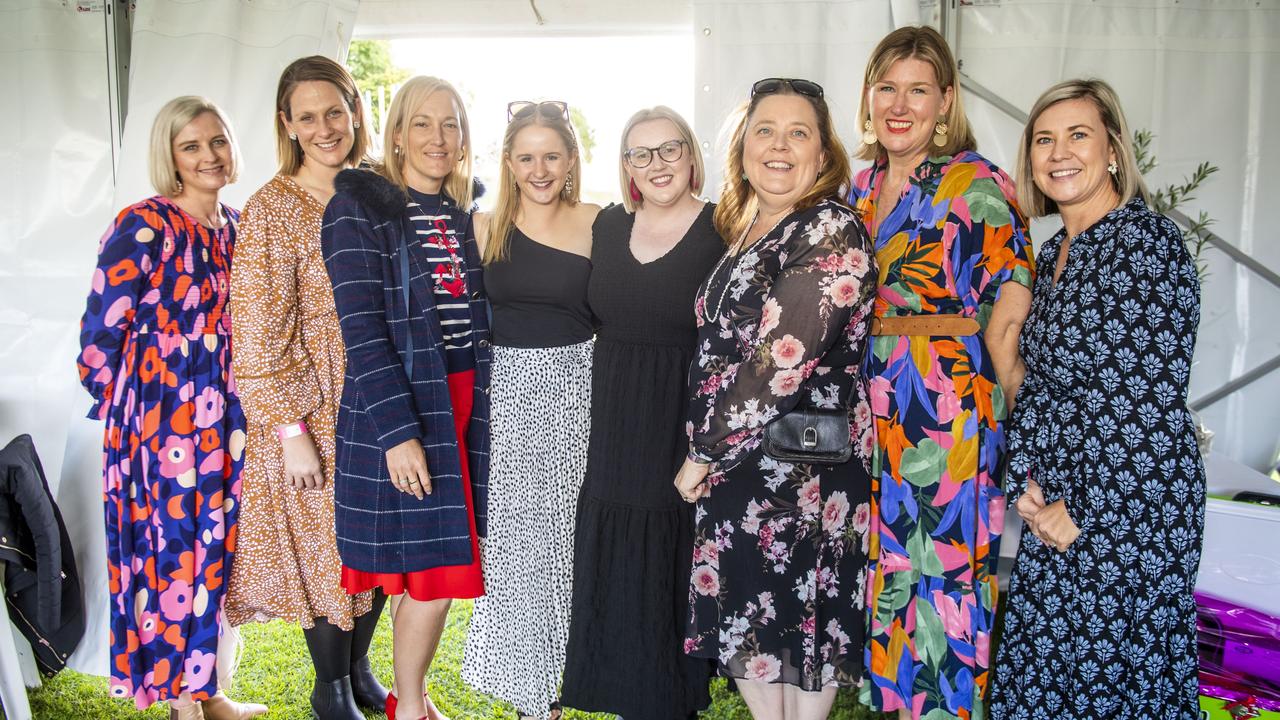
{"left": 348, "top": 655, "right": 389, "bottom": 712}
{"left": 309, "top": 675, "right": 364, "bottom": 720}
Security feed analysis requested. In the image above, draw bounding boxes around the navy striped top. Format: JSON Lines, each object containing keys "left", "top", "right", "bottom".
{"left": 408, "top": 188, "right": 474, "bottom": 373}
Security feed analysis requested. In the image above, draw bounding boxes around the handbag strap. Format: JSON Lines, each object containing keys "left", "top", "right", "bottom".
{"left": 398, "top": 214, "right": 415, "bottom": 380}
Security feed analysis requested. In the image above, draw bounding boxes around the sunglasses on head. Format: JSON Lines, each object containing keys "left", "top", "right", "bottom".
{"left": 750, "top": 78, "right": 825, "bottom": 99}
{"left": 507, "top": 100, "right": 570, "bottom": 121}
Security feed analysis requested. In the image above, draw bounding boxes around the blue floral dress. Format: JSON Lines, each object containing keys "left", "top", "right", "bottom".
{"left": 989, "top": 197, "right": 1205, "bottom": 720}
{"left": 76, "top": 197, "right": 245, "bottom": 709}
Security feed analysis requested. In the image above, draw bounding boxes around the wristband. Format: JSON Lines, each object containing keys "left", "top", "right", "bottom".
{"left": 276, "top": 421, "right": 308, "bottom": 441}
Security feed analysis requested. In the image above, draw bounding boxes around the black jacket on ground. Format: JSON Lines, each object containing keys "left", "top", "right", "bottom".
{"left": 0, "top": 434, "right": 85, "bottom": 675}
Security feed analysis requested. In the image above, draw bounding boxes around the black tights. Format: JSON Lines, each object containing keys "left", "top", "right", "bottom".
{"left": 302, "top": 590, "right": 389, "bottom": 682}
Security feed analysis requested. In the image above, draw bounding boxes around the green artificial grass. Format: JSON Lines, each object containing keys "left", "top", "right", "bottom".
{"left": 27, "top": 601, "right": 882, "bottom": 719}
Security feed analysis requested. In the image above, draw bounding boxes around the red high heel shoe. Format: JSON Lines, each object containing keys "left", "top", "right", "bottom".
{"left": 385, "top": 692, "right": 432, "bottom": 720}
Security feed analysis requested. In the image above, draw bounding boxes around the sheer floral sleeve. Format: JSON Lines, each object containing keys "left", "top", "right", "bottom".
{"left": 688, "top": 202, "right": 876, "bottom": 471}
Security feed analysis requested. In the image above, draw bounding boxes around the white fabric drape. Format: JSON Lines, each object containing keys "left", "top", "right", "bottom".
{"left": 0, "top": 4, "right": 120, "bottom": 716}
{"left": 114, "top": 0, "right": 360, "bottom": 210}
{"left": 0, "top": 2, "right": 357, "bottom": 710}
{"left": 953, "top": 0, "right": 1280, "bottom": 471}
{"left": 354, "top": 0, "right": 693, "bottom": 37}
{"left": 692, "top": 0, "right": 900, "bottom": 195}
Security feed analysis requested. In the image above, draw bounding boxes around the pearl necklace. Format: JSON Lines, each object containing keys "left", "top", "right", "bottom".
{"left": 699, "top": 211, "right": 785, "bottom": 323}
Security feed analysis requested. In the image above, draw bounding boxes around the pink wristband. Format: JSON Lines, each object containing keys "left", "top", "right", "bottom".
{"left": 276, "top": 421, "right": 308, "bottom": 441}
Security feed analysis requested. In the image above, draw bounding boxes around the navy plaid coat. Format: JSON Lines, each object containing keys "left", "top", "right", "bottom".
{"left": 321, "top": 169, "right": 491, "bottom": 573}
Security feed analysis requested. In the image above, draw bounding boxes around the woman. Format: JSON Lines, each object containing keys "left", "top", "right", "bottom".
{"left": 226, "top": 56, "right": 387, "bottom": 720}
{"left": 674, "top": 77, "right": 876, "bottom": 720}
{"left": 560, "top": 107, "right": 720, "bottom": 720}
{"left": 460, "top": 100, "right": 599, "bottom": 720}
{"left": 76, "top": 96, "right": 266, "bottom": 720}
{"left": 848, "top": 26, "right": 1034, "bottom": 720}
{"left": 320, "top": 75, "right": 489, "bottom": 720}
{"left": 989, "top": 79, "right": 1204, "bottom": 720}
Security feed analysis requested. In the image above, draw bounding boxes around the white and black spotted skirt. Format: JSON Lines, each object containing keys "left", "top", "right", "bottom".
{"left": 462, "top": 340, "right": 593, "bottom": 718}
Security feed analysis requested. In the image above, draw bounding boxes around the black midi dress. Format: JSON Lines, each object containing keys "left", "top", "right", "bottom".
{"left": 561, "top": 203, "right": 722, "bottom": 720}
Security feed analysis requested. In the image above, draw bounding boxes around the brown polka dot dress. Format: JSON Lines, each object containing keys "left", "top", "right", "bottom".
{"left": 226, "top": 175, "right": 372, "bottom": 629}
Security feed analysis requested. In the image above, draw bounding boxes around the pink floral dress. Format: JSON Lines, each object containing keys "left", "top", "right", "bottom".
{"left": 76, "top": 197, "right": 245, "bottom": 709}
{"left": 683, "top": 199, "right": 877, "bottom": 690}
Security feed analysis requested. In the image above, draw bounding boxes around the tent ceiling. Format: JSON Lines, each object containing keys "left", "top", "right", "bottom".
{"left": 354, "top": 0, "right": 693, "bottom": 37}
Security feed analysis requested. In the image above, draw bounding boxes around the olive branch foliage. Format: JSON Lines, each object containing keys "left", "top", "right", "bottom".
{"left": 1132, "top": 129, "right": 1218, "bottom": 280}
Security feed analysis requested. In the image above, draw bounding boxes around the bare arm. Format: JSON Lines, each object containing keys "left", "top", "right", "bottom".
{"left": 473, "top": 212, "right": 490, "bottom": 255}
{"left": 986, "top": 282, "right": 1031, "bottom": 407}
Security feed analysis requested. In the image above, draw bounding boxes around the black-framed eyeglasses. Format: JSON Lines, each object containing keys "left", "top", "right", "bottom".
{"left": 624, "top": 140, "right": 686, "bottom": 169}
{"left": 750, "top": 77, "right": 825, "bottom": 99}
{"left": 507, "top": 100, "right": 570, "bottom": 121}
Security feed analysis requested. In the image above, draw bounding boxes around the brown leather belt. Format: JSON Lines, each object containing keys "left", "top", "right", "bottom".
{"left": 870, "top": 313, "right": 980, "bottom": 337}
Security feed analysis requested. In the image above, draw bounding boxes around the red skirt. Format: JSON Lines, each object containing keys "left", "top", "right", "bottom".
{"left": 341, "top": 369, "right": 484, "bottom": 602}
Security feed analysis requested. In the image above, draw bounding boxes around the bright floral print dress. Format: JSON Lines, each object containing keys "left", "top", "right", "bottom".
{"left": 683, "top": 199, "right": 876, "bottom": 691}
{"left": 848, "top": 151, "right": 1034, "bottom": 719}
{"left": 76, "top": 196, "right": 245, "bottom": 709}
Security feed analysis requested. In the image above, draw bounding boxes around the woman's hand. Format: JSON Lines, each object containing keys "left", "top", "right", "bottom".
{"left": 1030, "top": 500, "right": 1080, "bottom": 552}
{"left": 1016, "top": 478, "right": 1046, "bottom": 525}
{"left": 386, "top": 439, "right": 431, "bottom": 500}
{"left": 674, "top": 458, "right": 711, "bottom": 503}
{"left": 281, "top": 432, "right": 325, "bottom": 490}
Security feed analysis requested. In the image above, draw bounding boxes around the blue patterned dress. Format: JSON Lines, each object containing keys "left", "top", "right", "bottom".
{"left": 76, "top": 197, "right": 245, "bottom": 708}
{"left": 989, "top": 197, "right": 1204, "bottom": 720}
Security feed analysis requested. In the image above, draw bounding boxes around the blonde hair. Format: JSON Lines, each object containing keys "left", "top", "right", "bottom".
{"left": 483, "top": 104, "right": 582, "bottom": 264}
{"left": 617, "top": 106, "right": 705, "bottom": 213}
{"left": 274, "top": 55, "right": 369, "bottom": 176}
{"left": 380, "top": 76, "right": 475, "bottom": 208}
{"left": 855, "top": 25, "right": 975, "bottom": 162}
{"left": 149, "top": 96, "right": 241, "bottom": 197}
{"left": 712, "top": 87, "right": 852, "bottom": 245}
{"left": 1016, "top": 78, "right": 1150, "bottom": 218}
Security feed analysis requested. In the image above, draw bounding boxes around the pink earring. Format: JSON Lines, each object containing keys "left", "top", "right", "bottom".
{"left": 629, "top": 179, "right": 642, "bottom": 202}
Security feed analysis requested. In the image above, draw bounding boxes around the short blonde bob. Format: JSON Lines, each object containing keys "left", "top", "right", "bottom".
{"left": 274, "top": 55, "right": 369, "bottom": 176}
{"left": 713, "top": 83, "right": 852, "bottom": 245}
{"left": 149, "top": 96, "right": 241, "bottom": 197}
{"left": 1015, "top": 78, "right": 1150, "bottom": 218}
{"left": 380, "top": 76, "right": 475, "bottom": 209}
{"left": 617, "top": 106, "right": 705, "bottom": 213}
{"left": 855, "top": 25, "right": 975, "bottom": 162}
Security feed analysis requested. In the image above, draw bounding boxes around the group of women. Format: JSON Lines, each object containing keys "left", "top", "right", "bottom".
{"left": 75, "top": 23, "right": 1206, "bottom": 720}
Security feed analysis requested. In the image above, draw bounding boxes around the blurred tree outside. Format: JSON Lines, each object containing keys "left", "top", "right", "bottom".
{"left": 569, "top": 106, "right": 596, "bottom": 163}
{"left": 343, "top": 39, "right": 598, "bottom": 184}
{"left": 346, "top": 39, "right": 410, "bottom": 135}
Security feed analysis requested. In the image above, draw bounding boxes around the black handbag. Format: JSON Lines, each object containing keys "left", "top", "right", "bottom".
{"left": 762, "top": 407, "right": 853, "bottom": 464}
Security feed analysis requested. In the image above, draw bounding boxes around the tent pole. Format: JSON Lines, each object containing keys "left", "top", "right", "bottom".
{"left": 955, "top": 72, "right": 1280, "bottom": 410}
{"left": 940, "top": 0, "right": 959, "bottom": 60}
